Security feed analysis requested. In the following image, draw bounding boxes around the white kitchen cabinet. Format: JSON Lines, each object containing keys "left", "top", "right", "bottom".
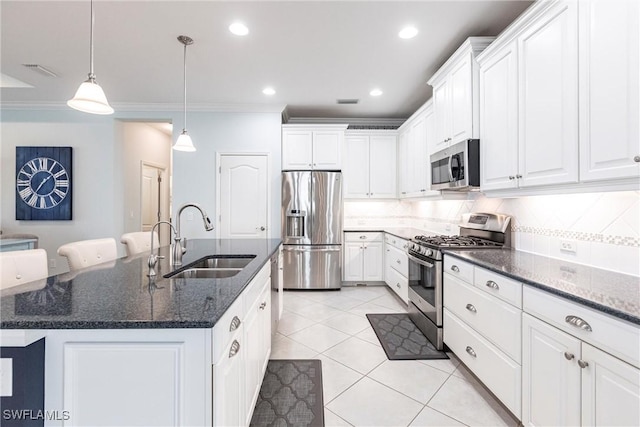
{"left": 344, "top": 132, "right": 397, "bottom": 199}
{"left": 214, "top": 328, "right": 245, "bottom": 427}
{"left": 427, "top": 37, "right": 494, "bottom": 153}
{"left": 343, "top": 232, "right": 384, "bottom": 282}
{"left": 522, "top": 286, "right": 640, "bottom": 427}
{"left": 517, "top": 0, "right": 579, "bottom": 188}
{"left": 579, "top": 0, "right": 640, "bottom": 182}
{"left": 282, "top": 125, "right": 347, "bottom": 170}
{"left": 384, "top": 234, "right": 408, "bottom": 303}
{"left": 398, "top": 100, "right": 438, "bottom": 198}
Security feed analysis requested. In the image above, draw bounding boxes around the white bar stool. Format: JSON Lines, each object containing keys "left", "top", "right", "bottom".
{"left": 57, "top": 238, "right": 117, "bottom": 271}
{"left": 0, "top": 248, "right": 48, "bottom": 290}
{"left": 120, "top": 231, "right": 158, "bottom": 256}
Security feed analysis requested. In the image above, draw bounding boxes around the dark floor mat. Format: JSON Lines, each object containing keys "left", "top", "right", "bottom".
{"left": 366, "top": 313, "right": 449, "bottom": 360}
{"left": 250, "top": 359, "right": 324, "bottom": 427}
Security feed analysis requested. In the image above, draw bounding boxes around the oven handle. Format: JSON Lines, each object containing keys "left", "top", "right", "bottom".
{"left": 407, "top": 252, "right": 435, "bottom": 268}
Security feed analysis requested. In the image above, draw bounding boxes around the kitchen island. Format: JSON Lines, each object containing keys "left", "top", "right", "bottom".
{"left": 0, "top": 238, "right": 282, "bottom": 427}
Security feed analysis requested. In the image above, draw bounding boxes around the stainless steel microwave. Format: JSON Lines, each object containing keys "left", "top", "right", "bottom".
{"left": 430, "top": 139, "right": 480, "bottom": 191}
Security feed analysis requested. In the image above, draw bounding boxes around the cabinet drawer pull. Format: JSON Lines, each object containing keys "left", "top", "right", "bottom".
{"left": 485, "top": 280, "right": 499, "bottom": 290}
{"left": 229, "top": 316, "right": 241, "bottom": 332}
{"left": 516, "top": 174, "right": 522, "bottom": 179}
{"left": 564, "top": 352, "right": 575, "bottom": 361}
{"left": 359, "top": 235, "right": 367, "bottom": 239}
{"left": 634, "top": 155, "right": 640, "bottom": 162}
{"left": 508, "top": 176, "right": 515, "bottom": 180}
{"left": 578, "top": 360, "right": 589, "bottom": 369}
{"left": 396, "top": 259, "right": 401, "bottom": 264}
{"left": 565, "top": 315, "right": 593, "bottom": 332}
{"left": 259, "top": 302, "right": 267, "bottom": 310}
{"left": 450, "top": 265, "right": 460, "bottom": 272}
{"left": 396, "top": 283, "right": 401, "bottom": 289}
{"left": 229, "top": 340, "right": 240, "bottom": 358}
{"left": 465, "top": 346, "right": 477, "bottom": 358}
{"left": 465, "top": 303, "right": 477, "bottom": 313}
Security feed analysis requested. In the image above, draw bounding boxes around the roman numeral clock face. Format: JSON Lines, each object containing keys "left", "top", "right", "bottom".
{"left": 17, "top": 157, "right": 69, "bottom": 209}
{"left": 15, "top": 147, "right": 72, "bottom": 220}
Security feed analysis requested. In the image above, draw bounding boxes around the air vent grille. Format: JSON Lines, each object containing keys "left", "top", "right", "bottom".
{"left": 336, "top": 99, "right": 359, "bottom": 105}
{"left": 22, "top": 64, "right": 58, "bottom": 78}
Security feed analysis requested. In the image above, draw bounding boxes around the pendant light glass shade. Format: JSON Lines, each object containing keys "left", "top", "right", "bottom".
{"left": 173, "top": 35, "right": 196, "bottom": 152}
{"left": 67, "top": 76, "right": 114, "bottom": 115}
{"left": 68, "top": 0, "right": 113, "bottom": 115}
{"left": 173, "top": 130, "right": 196, "bottom": 152}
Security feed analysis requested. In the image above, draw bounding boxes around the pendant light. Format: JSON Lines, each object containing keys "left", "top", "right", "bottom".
{"left": 173, "top": 35, "right": 196, "bottom": 152}
{"left": 67, "top": 0, "right": 113, "bottom": 115}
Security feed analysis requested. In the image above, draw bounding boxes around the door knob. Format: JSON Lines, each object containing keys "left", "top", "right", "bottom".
{"left": 257, "top": 226, "right": 266, "bottom": 231}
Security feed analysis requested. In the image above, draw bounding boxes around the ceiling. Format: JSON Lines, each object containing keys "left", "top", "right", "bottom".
{"left": 0, "top": 1, "right": 532, "bottom": 120}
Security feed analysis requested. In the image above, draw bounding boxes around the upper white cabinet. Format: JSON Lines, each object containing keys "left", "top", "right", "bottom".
{"left": 428, "top": 37, "right": 494, "bottom": 153}
{"left": 398, "top": 100, "right": 439, "bottom": 198}
{"left": 579, "top": 0, "right": 640, "bottom": 181}
{"left": 282, "top": 125, "right": 347, "bottom": 170}
{"left": 344, "top": 132, "right": 397, "bottom": 199}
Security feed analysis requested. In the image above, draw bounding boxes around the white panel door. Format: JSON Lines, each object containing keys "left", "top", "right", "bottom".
{"left": 518, "top": 1, "right": 579, "bottom": 187}
{"left": 579, "top": 0, "right": 640, "bottom": 181}
{"left": 141, "top": 165, "right": 161, "bottom": 231}
{"left": 219, "top": 155, "right": 268, "bottom": 238}
{"left": 282, "top": 131, "right": 313, "bottom": 169}
{"left": 344, "top": 136, "right": 370, "bottom": 198}
{"left": 343, "top": 242, "right": 363, "bottom": 281}
{"left": 312, "top": 131, "right": 342, "bottom": 170}
{"left": 432, "top": 79, "right": 451, "bottom": 153}
{"left": 522, "top": 313, "right": 581, "bottom": 427}
{"left": 449, "top": 53, "right": 473, "bottom": 144}
{"left": 581, "top": 343, "right": 640, "bottom": 427}
{"left": 479, "top": 43, "right": 519, "bottom": 191}
{"left": 362, "top": 241, "right": 384, "bottom": 281}
{"left": 369, "top": 136, "right": 397, "bottom": 198}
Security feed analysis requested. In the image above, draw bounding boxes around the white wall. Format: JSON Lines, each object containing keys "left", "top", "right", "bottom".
{"left": 1, "top": 108, "right": 282, "bottom": 274}
{"left": 344, "top": 191, "right": 640, "bottom": 277}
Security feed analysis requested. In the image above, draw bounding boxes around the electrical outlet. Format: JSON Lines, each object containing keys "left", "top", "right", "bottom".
{"left": 49, "top": 259, "right": 57, "bottom": 269}
{"left": 560, "top": 239, "right": 577, "bottom": 253}
{"left": 0, "top": 358, "right": 13, "bottom": 397}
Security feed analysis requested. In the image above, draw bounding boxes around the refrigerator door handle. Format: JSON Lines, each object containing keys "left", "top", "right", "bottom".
{"left": 282, "top": 246, "right": 340, "bottom": 253}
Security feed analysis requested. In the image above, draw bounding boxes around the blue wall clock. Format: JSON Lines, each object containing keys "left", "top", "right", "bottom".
{"left": 16, "top": 146, "right": 72, "bottom": 220}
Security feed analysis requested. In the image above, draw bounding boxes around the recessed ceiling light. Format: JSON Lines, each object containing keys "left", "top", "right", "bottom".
{"left": 399, "top": 26, "right": 418, "bottom": 39}
{"left": 370, "top": 89, "right": 383, "bottom": 97}
{"left": 229, "top": 22, "right": 249, "bottom": 36}
{"left": 263, "top": 87, "right": 276, "bottom": 96}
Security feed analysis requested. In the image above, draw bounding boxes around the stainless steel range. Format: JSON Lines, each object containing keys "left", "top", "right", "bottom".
{"left": 406, "top": 213, "right": 512, "bottom": 350}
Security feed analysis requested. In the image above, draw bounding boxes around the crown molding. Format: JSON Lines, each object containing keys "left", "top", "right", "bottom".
{"left": 0, "top": 101, "right": 287, "bottom": 114}
{"left": 285, "top": 116, "right": 406, "bottom": 127}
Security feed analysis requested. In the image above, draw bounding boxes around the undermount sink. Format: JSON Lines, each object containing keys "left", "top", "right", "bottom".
{"left": 164, "top": 255, "right": 256, "bottom": 279}
{"left": 169, "top": 268, "right": 242, "bottom": 279}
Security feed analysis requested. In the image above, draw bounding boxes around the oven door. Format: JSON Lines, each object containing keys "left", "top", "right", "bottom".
{"left": 407, "top": 252, "right": 443, "bottom": 326}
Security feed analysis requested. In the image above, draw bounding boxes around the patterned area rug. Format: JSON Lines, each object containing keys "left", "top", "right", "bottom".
{"left": 250, "top": 359, "right": 324, "bottom": 427}
{"left": 367, "top": 313, "right": 449, "bottom": 360}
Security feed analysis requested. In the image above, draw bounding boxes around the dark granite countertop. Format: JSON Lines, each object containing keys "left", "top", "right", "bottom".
{"left": 343, "top": 227, "right": 433, "bottom": 241}
{"left": 0, "top": 238, "right": 282, "bottom": 329}
{"left": 444, "top": 249, "right": 640, "bottom": 325}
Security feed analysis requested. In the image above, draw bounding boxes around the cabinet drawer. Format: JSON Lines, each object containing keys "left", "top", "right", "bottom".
{"left": 212, "top": 296, "right": 244, "bottom": 364}
{"left": 386, "top": 265, "right": 408, "bottom": 304}
{"left": 523, "top": 286, "right": 640, "bottom": 368}
{"left": 243, "top": 262, "right": 271, "bottom": 309}
{"left": 474, "top": 267, "right": 522, "bottom": 308}
{"left": 384, "top": 234, "right": 408, "bottom": 251}
{"left": 344, "top": 232, "right": 383, "bottom": 242}
{"left": 443, "top": 256, "right": 474, "bottom": 283}
{"left": 387, "top": 245, "right": 408, "bottom": 277}
{"left": 444, "top": 309, "right": 522, "bottom": 418}
{"left": 444, "top": 275, "right": 521, "bottom": 362}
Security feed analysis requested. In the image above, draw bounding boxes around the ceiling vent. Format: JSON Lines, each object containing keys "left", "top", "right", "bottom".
{"left": 336, "top": 99, "right": 359, "bottom": 105}
{"left": 22, "top": 64, "right": 58, "bottom": 78}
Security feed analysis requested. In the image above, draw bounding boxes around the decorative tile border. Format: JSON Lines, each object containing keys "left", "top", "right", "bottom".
{"left": 513, "top": 226, "right": 640, "bottom": 247}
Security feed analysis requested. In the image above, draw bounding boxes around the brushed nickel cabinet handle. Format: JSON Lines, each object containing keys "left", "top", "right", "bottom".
{"left": 578, "top": 359, "right": 589, "bottom": 369}
{"left": 229, "top": 316, "right": 241, "bottom": 332}
{"left": 396, "top": 259, "right": 401, "bottom": 264}
{"left": 565, "top": 315, "right": 593, "bottom": 332}
{"left": 229, "top": 340, "right": 240, "bottom": 358}
{"left": 485, "top": 280, "right": 499, "bottom": 290}
{"left": 259, "top": 302, "right": 267, "bottom": 310}
{"left": 360, "top": 235, "right": 367, "bottom": 239}
{"left": 465, "top": 346, "right": 477, "bottom": 358}
{"left": 396, "top": 283, "right": 401, "bottom": 289}
{"left": 516, "top": 174, "right": 522, "bottom": 179}
{"left": 509, "top": 176, "right": 515, "bottom": 180}
{"left": 634, "top": 155, "right": 640, "bottom": 162}
{"left": 564, "top": 352, "right": 575, "bottom": 361}
{"left": 465, "top": 303, "right": 477, "bottom": 313}
{"left": 450, "top": 265, "right": 460, "bottom": 272}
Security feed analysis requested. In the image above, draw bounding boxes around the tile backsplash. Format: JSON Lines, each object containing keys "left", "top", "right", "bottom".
{"left": 344, "top": 191, "right": 640, "bottom": 277}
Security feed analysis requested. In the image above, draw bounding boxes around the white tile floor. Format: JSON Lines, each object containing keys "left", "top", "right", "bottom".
{"left": 272, "top": 285, "right": 520, "bottom": 427}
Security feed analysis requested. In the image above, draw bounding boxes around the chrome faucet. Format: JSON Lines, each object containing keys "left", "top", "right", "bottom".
{"left": 147, "top": 221, "right": 178, "bottom": 277}
{"left": 174, "top": 202, "right": 214, "bottom": 265}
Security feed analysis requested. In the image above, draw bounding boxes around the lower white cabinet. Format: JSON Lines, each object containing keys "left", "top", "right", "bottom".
{"left": 522, "top": 313, "right": 640, "bottom": 427}
{"left": 384, "top": 234, "right": 408, "bottom": 303}
{"left": 214, "top": 327, "right": 245, "bottom": 427}
{"left": 343, "top": 232, "right": 384, "bottom": 282}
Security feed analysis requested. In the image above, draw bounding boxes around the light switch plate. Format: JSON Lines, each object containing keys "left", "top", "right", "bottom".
{"left": 0, "top": 358, "right": 13, "bottom": 397}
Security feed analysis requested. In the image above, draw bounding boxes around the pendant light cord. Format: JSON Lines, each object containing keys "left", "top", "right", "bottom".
{"left": 183, "top": 41, "right": 187, "bottom": 131}
{"left": 89, "top": 0, "right": 95, "bottom": 79}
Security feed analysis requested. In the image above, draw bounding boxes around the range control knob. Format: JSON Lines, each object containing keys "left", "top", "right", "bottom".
{"left": 426, "top": 249, "right": 433, "bottom": 257}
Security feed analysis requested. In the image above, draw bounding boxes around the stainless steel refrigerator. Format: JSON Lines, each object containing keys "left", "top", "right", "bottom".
{"left": 282, "top": 171, "right": 342, "bottom": 289}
